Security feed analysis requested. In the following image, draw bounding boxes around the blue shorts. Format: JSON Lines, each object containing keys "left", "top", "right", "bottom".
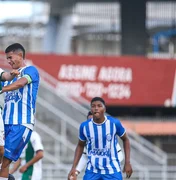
{"left": 4, "top": 124, "right": 32, "bottom": 161}
{"left": 83, "top": 170, "right": 122, "bottom": 180}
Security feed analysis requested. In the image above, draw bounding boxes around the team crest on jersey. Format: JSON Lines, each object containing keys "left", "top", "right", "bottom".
{"left": 106, "top": 134, "right": 112, "bottom": 141}
{"left": 5, "top": 90, "right": 22, "bottom": 103}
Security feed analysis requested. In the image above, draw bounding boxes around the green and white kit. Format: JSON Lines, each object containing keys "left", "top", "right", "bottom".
{"left": 20, "top": 131, "right": 44, "bottom": 180}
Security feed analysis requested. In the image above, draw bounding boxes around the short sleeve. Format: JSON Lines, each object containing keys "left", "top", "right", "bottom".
{"left": 30, "top": 132, "right": 44, "bottom": 152}
{"left": 22, "top": 66, "right": 39, "bottom": 83}
{"left": 115, "top": 119, "right": 126, "bottom": 137}
{"left": 79, "top": 123, "right": 86, "bottom": 141}
{"left": 20, "top": 146, "right": 26, "bottom": 159}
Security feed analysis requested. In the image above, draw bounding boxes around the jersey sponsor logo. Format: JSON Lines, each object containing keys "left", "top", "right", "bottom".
{"left": 89, "top": 147, "right": 110, "bottom": 157}
{"left": 5, "top": 90, "right": 22, "bottom": 103}
{"left": 87, "top": 134, "right": 112, "bottom": 157}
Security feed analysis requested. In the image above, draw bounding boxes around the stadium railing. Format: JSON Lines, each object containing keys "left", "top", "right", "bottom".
{"left": 0, "top": 57, "right": 175, "bottom": 180}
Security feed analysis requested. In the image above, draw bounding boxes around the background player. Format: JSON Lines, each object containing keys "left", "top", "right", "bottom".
{"left": 74, "top": 111, "right": 124, "bottom": 178}
{"left": 68, "top": 97, "right": 133, "bottom": 180}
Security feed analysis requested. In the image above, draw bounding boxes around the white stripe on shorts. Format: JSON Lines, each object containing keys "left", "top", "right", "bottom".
{"left": 22, "top": 127, "right": 30, "bottom": 142}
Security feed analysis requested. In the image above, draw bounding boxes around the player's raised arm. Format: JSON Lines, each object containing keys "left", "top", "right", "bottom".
{"left": 0, "top": 76, "right": 28, "bottom": 94}
{"left": 1, "top": 69, "right": 20, "bottom": 82}
{"left": 0, "top": 65, "right": 39, "bottom": 94}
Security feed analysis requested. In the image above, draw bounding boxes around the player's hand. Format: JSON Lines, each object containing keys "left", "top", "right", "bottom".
{"left": 123, "top": 162, "right": 133, "bottom": 178}
{"left": 10, "top": 70, "right": 20, "bottom": 77}
{"left": 19, "top": 165, "right": 28, "bottom": 173}
{"left": 68, "top": 168, "right": 78, "bottom": 180}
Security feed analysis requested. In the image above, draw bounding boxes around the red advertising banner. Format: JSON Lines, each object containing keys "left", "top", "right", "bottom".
{"left": 25, "top": 54, "right": 176, "bottom": 106}
{"left": 1, "top": 53, "right": 176, "bottom": 106}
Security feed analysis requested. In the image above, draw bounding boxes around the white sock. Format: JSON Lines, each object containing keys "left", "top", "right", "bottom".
{"left": 0, "top": 163, "right": 1, "bottom": 169}
{"left": 0, "top": 178, "right": 8, "bottom": 180}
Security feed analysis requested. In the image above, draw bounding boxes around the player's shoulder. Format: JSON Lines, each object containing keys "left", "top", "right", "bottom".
{"left": 25, "top": 65, "right": 38, "bottom": 72}
{"left": 106, "top": 115, "right": 121, "bottom": 123}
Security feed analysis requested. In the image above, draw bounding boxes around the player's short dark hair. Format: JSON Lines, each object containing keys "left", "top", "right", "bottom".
{"left": 87, "top": 111, "right": 92, "bottom": 119}
{"left": 5, "top": 43, "right": 25, "bottom": 59}
{"left": 91, "top": 97, "right": 105, "bottom": 106}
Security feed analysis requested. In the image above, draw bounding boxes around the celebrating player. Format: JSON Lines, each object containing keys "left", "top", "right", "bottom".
{"left": 0, "top": 43, "right": 40, "bottom": 180}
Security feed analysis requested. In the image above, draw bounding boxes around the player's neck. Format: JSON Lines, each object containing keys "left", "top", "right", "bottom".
{"left": 93, "top": 116, "right": 105, "bottom": 124}
{"left": 17, "top": 63, "right": 27, "bottom": 70}
{"left": 21, "top": 62, "right": 27, "bottom": 67}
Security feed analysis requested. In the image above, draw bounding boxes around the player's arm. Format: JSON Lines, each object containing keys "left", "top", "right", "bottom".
{"left": 76, "top": 150, "right": 87, "bottom": 175}
{"left": 9, "top": 158, "right": 22, "bottom": 174}
{"left": 0, "top": 75, "right": 31, "bottom": 94}
{"left": 115, "top": 118, "right": 132, "bottom": 178}
{"left": 120, "top": 133, "right": 133, "bottom": 178}
{"left": 1, "top": 70, "right": 20, "bottom": 81}
{"left": 68, "top": 140, "right": 85, "bottom": 180}
{"left": 116, "top": 143, "right": 124, "bottom": 162}
{"left": 19, "top": 150, "right": 44, "bottom": 173}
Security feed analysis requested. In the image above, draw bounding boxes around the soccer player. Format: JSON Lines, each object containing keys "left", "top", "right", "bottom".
{"left": 0, "top": 68, "right": 21, "bottom": 180}
{"left": 0, "top": 43, "right": 40, "bottom": 180}
{"left": 75, "top": 111, "right": 124, "bottom": 177}
{"left": 10, "top": 131, "right": 44, "bottom": 180}
{"left": 68, "top": 97, "right": 133, "bottom": 180}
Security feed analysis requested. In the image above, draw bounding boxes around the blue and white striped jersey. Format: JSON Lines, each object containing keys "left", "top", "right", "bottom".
{"left": 79, "top": 115, "right": 125, "bottom": 174}
{"left": 1, "top": 66, "right": 39, "bottom": 125}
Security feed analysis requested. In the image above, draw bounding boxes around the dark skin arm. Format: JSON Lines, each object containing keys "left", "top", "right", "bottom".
{"left": 68, "top": 140, "right": 85, "bottom": 180}
{"left": 1, "top": 77, "right": 28, "bottom": 93}
{"left": 20, "top": 150, "right": 44, "bottom": 173}
{"left": 9, "top": 159, "right": 21, "bottom": 174}
{"left": 9, "top": 150, "right": 43, "bottom": 174}
{"left": 120, "top": 132, "right": 133, "bottom": 178}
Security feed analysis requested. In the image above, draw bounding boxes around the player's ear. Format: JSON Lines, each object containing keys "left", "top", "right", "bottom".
{"left": 104, "top": 106, "right": 106, "bottom": 113}
{"left": 18, "top": 52, "right": 23, "bottom": 59}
